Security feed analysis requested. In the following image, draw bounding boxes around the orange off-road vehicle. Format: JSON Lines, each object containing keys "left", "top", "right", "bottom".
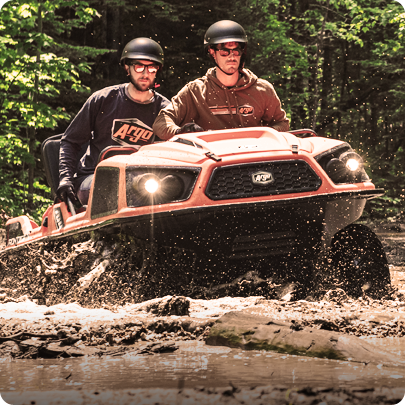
{"left": 4, "top": 127, "right": 390, "bottom": 295}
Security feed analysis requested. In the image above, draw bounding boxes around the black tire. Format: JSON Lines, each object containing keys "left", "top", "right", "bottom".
{"left": 330, "top": 224, "right": 391, "bottom": 298}
{"left": 129, "top": 242, "right": 195, "bottom": 301}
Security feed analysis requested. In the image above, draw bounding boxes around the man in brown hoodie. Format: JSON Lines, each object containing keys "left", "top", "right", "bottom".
{"left": 153, "top": 20, "right": 289, "bottom": 140}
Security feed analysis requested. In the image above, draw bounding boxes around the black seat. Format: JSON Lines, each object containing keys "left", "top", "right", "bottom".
{"left": 41, "top": 136, "right": 138, "bottom": 198}
{"left": 41, "top": 134, "right": 64, "bottom": 197}
{"left": 41, "top": 134, "right": 89, "bottom": 197}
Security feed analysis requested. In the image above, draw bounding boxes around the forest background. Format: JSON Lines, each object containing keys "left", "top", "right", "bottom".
{"left": 0, "top": 0, "right": 404, "bottom": 226}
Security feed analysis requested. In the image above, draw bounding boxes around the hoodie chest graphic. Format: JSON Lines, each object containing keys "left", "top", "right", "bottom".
{"left": 210, "top": 104, "right": 255, "bottom": 117}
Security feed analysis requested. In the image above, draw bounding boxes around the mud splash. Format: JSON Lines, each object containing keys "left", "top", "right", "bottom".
{"left": 0, "top": 227, "right": 404, "bottom": 362}
{"left": 1, "top": 225, "right": 405, "bottom": 404}
{"left": 0, "top": 235, "right": 299, "bottom": 307}
{"left": 0, "top": 229, "right": 398, "bottom": 309}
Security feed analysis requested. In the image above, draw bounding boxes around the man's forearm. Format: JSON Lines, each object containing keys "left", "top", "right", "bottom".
{"left": 59, "top": 140, "right": 81, "bottom": 185}
{"left": 153, "top": 110, "right": 180, "bottom": 140}
{"left": 272, "top": 119, "right": 290, "bottom": 132}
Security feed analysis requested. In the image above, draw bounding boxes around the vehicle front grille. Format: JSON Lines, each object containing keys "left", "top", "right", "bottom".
{"left": 205, "top": 160, "right": 322, "bottom": 200}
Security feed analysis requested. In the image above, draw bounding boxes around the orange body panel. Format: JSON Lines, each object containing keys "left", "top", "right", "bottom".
{"left": 4, "top": 127, "right": 382, "bottom": 251}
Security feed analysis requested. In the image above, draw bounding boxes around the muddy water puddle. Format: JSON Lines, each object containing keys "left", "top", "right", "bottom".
{"left": 1, "top": 341, "right": 405, "bottom": 394}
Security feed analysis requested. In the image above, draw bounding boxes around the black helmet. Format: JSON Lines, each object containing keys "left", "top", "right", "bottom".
{"left": 204, "top": 20, "right": 247, "bottom": 53}
{"left": 120, "top": 38, "right": 164, "bottom": 67}
{"left": 204, "top": 20, "right": 248, "bottom": 71}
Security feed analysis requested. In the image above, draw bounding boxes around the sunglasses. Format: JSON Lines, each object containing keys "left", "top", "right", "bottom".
{"left": 215, "top": 46, "right": 243, "bottom": 57}
{"left": 129, "top": 62, "right": 159, "bottom": 74}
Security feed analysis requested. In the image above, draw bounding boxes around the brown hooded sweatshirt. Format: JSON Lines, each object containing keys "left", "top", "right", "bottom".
{"left": 153, "top": 67, "right": 290, "bottom": 140}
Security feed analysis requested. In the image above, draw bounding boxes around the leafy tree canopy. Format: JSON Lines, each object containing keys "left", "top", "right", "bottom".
{"left": 0, "top": 0, "right": 404, "bottom": 224}
{"left": 0, "top": 0, "right": 111, "bottom": 223}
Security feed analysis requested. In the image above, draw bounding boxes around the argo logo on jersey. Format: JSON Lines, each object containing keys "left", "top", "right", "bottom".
{"left": 112, "top": 118, "right": 154, "bottom": 146}
{"left": 238, "top": 105, "right": 254, "bottom": 116}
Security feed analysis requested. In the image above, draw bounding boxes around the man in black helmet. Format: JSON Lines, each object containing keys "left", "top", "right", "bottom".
{"left": 153, "top": 20, "right": 289, "bottom": 140}
{"left": 57, "top": 37, "right": 170, "bottom": 206}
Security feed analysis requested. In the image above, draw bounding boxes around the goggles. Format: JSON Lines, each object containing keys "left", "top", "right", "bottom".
{"left": 129, "top": 62, "right": 159, "bottom": 74}
{"left": 215, "top": 45, "right": 243, "bottom": 57}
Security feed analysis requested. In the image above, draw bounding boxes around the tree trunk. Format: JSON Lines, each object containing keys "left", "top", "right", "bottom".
{"left": 321, "top": 41, "right": 332, "bottom": 112}
{"left": 26, "top": 0, "right": 43, "bottom": 210}
{"left": 99, "top": 0, "right": 121, "bottom": 80}
{"left": 311, "top": 0, "right": 330, "bottom": 130}
{"left": 337, "top": 40, "right": 348, "bottom": 137}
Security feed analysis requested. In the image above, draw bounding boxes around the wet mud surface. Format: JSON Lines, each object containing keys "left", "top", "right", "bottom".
{"left": 3, "top": 386, "right": 405, "bottom": 405}
{"left": 1, "top": 221, "right": 405, "bottom": 404}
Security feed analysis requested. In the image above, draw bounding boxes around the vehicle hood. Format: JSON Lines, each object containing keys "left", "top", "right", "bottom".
{"left": 111, "top": 127, "right": 344, "bottom": 166}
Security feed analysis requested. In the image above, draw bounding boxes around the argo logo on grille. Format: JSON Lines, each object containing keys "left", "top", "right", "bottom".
{"left": 252, "top": 171, "right": 274, "bottom": 185}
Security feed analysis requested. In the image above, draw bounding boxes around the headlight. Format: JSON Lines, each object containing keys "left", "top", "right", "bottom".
{"left": 345, "top": 158, "right": 360, "bottom": 172}
{"left": 325, "top": 151, "right": 364, "bottom": 183}
{"left": 133, "top": 174, "right": 161, "bottom": 195}
{"left": 161, "top": 175, "right": 184, "bottom": 200}
{"left": 132, "top": 173, "right": 184, "bottom": 202}
{"left": 340, "top": 151, "right": 363, "bottom": 173}
{"left": 126, "top": 167, "right": 200, "bottom": 207}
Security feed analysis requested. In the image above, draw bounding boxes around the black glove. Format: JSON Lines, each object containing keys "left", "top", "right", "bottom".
{"left": 56, "top": 180, "right": 80, "bottom": 208}
{"left": 175, "top": 123, "right": 204, "bottom": 134}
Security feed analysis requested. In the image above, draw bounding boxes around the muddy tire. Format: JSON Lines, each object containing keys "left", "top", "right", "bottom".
{"left": 131, "top": 243, "right": 196, "bottom": 300}
{"left": 193, "top": 254, "right": 251, "bottom": 285}
{"left": 330, "top": 224, "right": 391, "bottom": 298}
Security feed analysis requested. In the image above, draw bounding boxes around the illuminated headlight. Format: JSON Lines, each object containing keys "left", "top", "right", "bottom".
{"left": 133, "top": 174, "right": 161, "bottom": 195}
{"left": 345, "top": 158, "right": 360, "bottom": 172}
{"left": 340, "top": 151, "right": 363, "bottom": 173}
{"left": 325, "top": 151, "right": 363, "bottom": 183}
{"left": 126, "top": 167, "right": 199, "bottom": 207}
{"left": 132, "top": 173, "right": 184, "bottom": 201}
{"left": 144, "top": 178, "right": 159, "bottom": 193}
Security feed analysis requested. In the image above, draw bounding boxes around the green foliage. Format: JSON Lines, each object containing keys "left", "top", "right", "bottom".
{"left": 366, "top": 145, "right": 405, "bottom": 220}
{"left": 246, "top": 1, "right": 311, "bottom": 122}
{"left": 0, "top": 0, "right": 111, "bottom": 226}
{"left": 0, "top": 133, "right": 49, "bottom": 222}
{"left": 244, "top": 0, "right": 404, "bottom": 222}
{"left": 0, "top": 0, "right": 404, "bottom": 225}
